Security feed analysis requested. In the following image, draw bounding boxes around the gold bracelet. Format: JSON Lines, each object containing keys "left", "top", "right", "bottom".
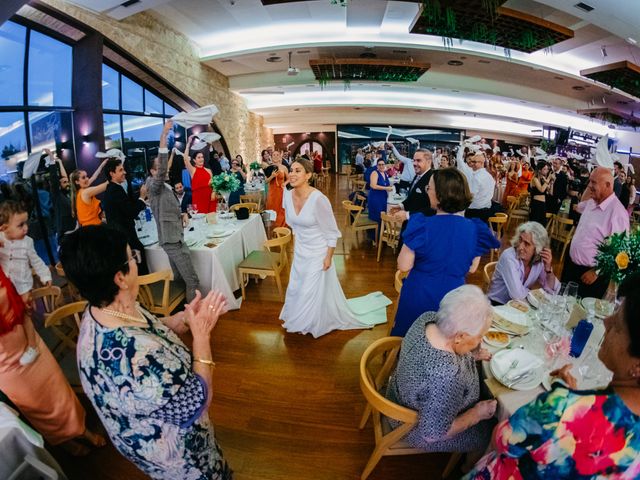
{"left": 194, "top": 358, "right": 216, "bottom": 368}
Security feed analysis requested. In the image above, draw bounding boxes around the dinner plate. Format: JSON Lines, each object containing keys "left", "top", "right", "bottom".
{"left": 208, "top": 230, "right": 233, "bottom": 238}
{"left": 483, "top": 329, "right": 511, "bottom": 348}
{"left": 527, "top": 289, "right": 549, "bottom": 309}
{"left": 489, "top": 348, "right": 544, "bottom": 391}
{"left": 491, "top": 306, "right": 532, "bottom": 335}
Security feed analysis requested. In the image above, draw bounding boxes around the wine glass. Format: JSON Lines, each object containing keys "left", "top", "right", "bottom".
{"left": 564, "top": 281, "right": 579, "bottom": 311}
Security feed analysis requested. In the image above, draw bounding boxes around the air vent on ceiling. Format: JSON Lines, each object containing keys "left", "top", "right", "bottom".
{"left": 297, "top": 50, "right": 311, "bottom": 54}
{"left": 360, "top": 52, "right": 377, "bottom": 59}
{"left": 574, "top": 2, "right": 594, "bottom": 12}
{"left": 121, "top": 0, "right": 140, "bottom": 7}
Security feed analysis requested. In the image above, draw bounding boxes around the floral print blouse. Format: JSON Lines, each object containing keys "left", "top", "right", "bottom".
{"left": 464, "top": 385, "right": 640, "bottom": 479}
{"left": 77, "top": 307, "right": 232, "bottom": 480}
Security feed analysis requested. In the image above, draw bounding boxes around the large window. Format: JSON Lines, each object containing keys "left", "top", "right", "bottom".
{"left": 102, "top": 63, "right": 184, "bottom": 187}
{"left": 0, "top": 21, "right": 73, "bottom": 180}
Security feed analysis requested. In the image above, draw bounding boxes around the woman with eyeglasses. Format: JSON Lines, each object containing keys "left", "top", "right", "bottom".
{"left": 60, "top": 225, "right": 232, "bottom": 480}
{"left": 70, "top": 158, "right": 109, "bottom": 226}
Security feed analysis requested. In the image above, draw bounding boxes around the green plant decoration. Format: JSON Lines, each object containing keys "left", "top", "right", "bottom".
{"left": 595, "top": 228, "right": 640, "bottom": 285}
{"left": 210, "top": 172, "right": 241, "bottom": 193}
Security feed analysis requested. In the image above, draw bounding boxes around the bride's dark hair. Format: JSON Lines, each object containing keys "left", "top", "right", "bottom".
{"left": 292, "top": 156, "right": 313, "bottom": 174}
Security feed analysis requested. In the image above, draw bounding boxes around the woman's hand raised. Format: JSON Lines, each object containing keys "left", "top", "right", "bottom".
{"left": 185, "top": 290, "right": 228, "bottom": 338}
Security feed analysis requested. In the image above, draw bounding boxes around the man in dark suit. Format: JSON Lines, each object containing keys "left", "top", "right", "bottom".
{"left": 173, "top": 181, "right": 192, "bottom": 214}
{"left": 102, "top": 158, "right": 149, "bottom": 274}
{"left": 390, "top": 148, "right": 435, "bottom": 221}
{"left": 547, "top": 156, "right": 568, "bottom": 214}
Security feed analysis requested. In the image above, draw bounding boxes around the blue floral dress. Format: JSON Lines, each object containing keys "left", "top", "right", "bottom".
{"left": 77, "top": 307, "right": 232, "bottom": 480}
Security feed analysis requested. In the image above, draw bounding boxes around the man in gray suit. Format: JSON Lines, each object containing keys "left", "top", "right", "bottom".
{"left": 147, "top": 120, "right": 199, "bottom": 301}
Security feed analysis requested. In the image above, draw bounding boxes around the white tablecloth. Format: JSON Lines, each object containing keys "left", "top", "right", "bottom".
{"left": 482, "top": 306, "right": 608, "bottom": 420}
{"left": 144, "top": 214, "right": 268, "bottom": 310}
{"left": 0, "top": 403, "right": 68, "bottom": 479}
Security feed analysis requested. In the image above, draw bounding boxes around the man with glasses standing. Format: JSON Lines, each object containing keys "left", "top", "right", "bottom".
{"left": 148, "top": 121, "right": 199, "bottom": 302}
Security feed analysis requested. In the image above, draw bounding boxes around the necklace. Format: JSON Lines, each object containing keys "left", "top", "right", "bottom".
{"left": 99, "top": 303, "right": 147, "bottom": 325}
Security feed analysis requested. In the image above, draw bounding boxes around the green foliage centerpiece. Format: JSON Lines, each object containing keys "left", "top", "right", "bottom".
{"left": 595, "top": 228, "right": 640, "bottom": 285}
{"left": 211, "top": 173, "right": 241, "bottom": 212}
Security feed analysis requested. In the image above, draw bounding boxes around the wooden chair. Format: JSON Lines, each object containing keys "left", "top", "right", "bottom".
{"left": 230, "top": 202, "right": 259, "bottom": 214}
{"left": 545, "top": 213, "right": 557, "bottom": 236}
{"left": 272, "top": 226, "right": 292, "bottom": 268}
{"left": 341, "top": 200, "right": 378, "bottom": 249}
{"left": 54, "top": 261, "right": 81, "bottom": 301}
{"left": 240, "top": 193, "right": 263, "bottom": 211}
{"left": 31, "top": 285, "right": 62, "bottom": 320}
{"left": 354, "top": 193, "right": 367, "bottom": 209}
{"left": 506, "top": 195, "right": 528, "bottom": 231}
{"left": 358, "top": 337, "right": 460, "bottom": 480}
{"left": 45, "top": 301, "right": 87, "bottom": 360}
{"left": 483, "top": 261, "right": 498, "bottom": 292}
{"left": 549, "top": 216, "right": 575, "bottom": 264}
{"left": 488, "top": 216, "right": 507, "bottom": 261}
{"left": 136, "top": 270, "right": 186, "bottom": 317}
{"left": 238, "top": 230, "right": 292, "bottom": 301}
{"left": 348, "top": 174, "right": 363, "bottom": 191}
{"left": 377, "top": 213, "right": 402, "bottom": 262}
{"left": 353, "top": 179, "right": 367, "bottom": 193}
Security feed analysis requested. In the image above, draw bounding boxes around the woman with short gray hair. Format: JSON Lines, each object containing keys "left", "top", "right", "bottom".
{"left": 386, "top": 285, "right": 496, "bottom": 468}
{"left": 488, "top": 221, "right": 560, "bottom": 305}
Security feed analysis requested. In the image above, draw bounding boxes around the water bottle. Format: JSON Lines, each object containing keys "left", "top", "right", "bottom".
{"left": 144, "top": 207, "right": 152, "bottom": 222}
{"left": 569, "top": 319, "right": 594, "bottom": 358}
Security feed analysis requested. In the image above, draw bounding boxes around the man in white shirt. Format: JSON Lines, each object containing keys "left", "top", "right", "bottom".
{"left": 458, "top": 152, "right": 495, "bottom": 222}
{"left": 387, "top": 143, "right": 416, "bottom": 192}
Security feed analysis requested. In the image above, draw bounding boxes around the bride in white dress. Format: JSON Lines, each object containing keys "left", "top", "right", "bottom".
{"left": 279, "top": 158, "right": 390, "bottom": 338}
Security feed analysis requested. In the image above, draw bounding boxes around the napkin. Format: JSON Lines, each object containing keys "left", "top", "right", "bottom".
{"left": 96, "top": 149, "right": 126, "bottom": 161}
{"left": 197, "top": 132, "right": 221, "bottom": 143}
{"left": 22, "top": 152, "right": 43, "bottom": 179}
{"left": 492, "top": 349, "right": 543, "bottom": 382}
{"left": 171, "top": 104, "right": 219, "bottom": 129}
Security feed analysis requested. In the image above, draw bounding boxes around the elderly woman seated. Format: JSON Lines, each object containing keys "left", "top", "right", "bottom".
{"left": 465, "top": 273, "right": 640, "bottom": 478}
{"left": 488, "top": 221, "right": 560, "bottom": 305}
{"left": 385, "top": 285, "right": 497, "bottom": 467}
{"left": 60, "top": 225, "right": 232, "bottom": 480}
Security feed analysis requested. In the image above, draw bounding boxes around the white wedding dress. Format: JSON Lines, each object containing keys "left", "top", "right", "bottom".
{"left": 280, "top": 188, "right": 390, "bottom": 338}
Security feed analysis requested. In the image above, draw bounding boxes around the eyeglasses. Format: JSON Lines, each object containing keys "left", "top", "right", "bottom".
{"left": 124, "top": 249, "right": 142, "bottom": 265}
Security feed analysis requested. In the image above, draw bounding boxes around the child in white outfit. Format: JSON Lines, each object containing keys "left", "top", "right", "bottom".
{"left": 0, "top": 200, "right": 52, "bottom": 364}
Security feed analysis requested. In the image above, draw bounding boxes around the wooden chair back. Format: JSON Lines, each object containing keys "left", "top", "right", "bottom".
{"left": 264, "top": 232, "right": 292, "bottom": 271}
{"left": 31, "top": 285, "right": 62, "bottom": 315}
{"left": 386, "top": 270, "right": 409, "bottom": 336}
{"left": 230, "top": 202, "right": 259, "bottom": 214}
{"left": 358, "top": 337, "right": 421, "bottom": 480}
{"left": 137, "top": 270, "right": 186, "bottom": 317}
{"left": 240, "top": 193, "right": 263, "bottom": 210}
{"left": 353, "top": 179, "right": 367, "bottom": 192}
{"left": 488, "top": 216, "right": 507, "bottom": 261}
{"left": 483, "top": 261, "right": 498, "bottom": 291}
{"left": 354, "top": 193, "right": 367, "bottom": 208}
{"left": 45, "top": 301, "right": 87, "bottom": 359}
{"left": 550, "top": 216, "right": 575, "bottom": 263}
{"left": 377, "top": 213, "right": 402, "bottom": 262}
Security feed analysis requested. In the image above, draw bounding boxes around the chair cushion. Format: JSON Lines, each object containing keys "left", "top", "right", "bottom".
{"left": 238, "top": 250, "right": 279, "bottom": 270}
{"left": 147, "top": 281, "right": 185, "bottom": 307}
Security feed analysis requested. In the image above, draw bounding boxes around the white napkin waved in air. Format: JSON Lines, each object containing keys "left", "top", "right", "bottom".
{"left": 96, "top": 149, "right": 126, "bottom": 161}
{"left": 593, "top": 134, "right": 614, "bottom": 168}
{"left": 171, "top": 105, "right": 219, "bottom": 129}
{"left": 197, "top": 132, "right": 221, "bottom": 143}
{"left": 22, "top": 152, "right": 43, "bottom": 179}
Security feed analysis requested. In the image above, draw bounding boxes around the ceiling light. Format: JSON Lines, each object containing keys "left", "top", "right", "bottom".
{"left": 627, "top": 37, "right": 637, "bottom": 45}
{"left": 478, "top": 59, "right": 491, "bottom": 64}
{"left": 297, "top": 50, "right": 310, "bottom": 54}
{"left": 554, "top": 76, "right": 564, "bottom": 80}
{"left": 266, "top": 56, "right": 282, "bottom": 63}
{"left": 447, "top": 60, "right": 464, "bottom": 66}
{"left": 572, "top": 85, "right": 585, "bottom": 91}
{"left": 221, "top": 59, "right": 232, "bottom": 63}
{"left": 360, "top": 52, "right": 376, "bottom": 59}
{"left": 601, "top": 46, "right": 607, "bottom": 57}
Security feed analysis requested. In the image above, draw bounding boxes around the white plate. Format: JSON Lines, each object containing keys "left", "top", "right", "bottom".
{"left": 208, "top": 230, "right": 233, "bottom": 238}
{"left": 527, "top": 289, "right": 549, "bottom": 309}
{"left": 483, "top": 329, "right": 511, "bottom": 348}
{"left": 489, "top": 349, "right": 544, "bottom": 391}
{"left": 492, "top": 306, "right": 532, "bottom": 335}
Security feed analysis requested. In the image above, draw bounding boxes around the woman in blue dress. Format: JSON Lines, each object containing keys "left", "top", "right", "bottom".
{"left": 367, "top": 159, "right": 394, "bottom": 240}
{"left": 390, "top": 168, "right": 500, "bottom": 337}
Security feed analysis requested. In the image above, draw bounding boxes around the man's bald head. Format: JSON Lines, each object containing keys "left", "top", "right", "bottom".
{"left": 588, "top": 166, "right": 614, "bottom": 204}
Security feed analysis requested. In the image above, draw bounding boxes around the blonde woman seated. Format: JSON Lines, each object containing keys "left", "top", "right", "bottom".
{"left": 385, "top": 285, "right": 496, "bottom": 469}
{"left": 488, "top": 221, "right": 560, "bottom": 305}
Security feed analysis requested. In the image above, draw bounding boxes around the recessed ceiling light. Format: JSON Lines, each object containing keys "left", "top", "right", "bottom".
{"left": 381, "top": 84, "right": 391, "bottom": 87}
{"left": 393, "top": 50, "right": 407, "bottom": 54}
{"left": 478, "top": 59, "right": 491, "bottom": 64}
{"left": 413, "top": 109, "right": 422, "bottom": 112}
{"left": 460, "top": 56, "right": 467, "bottom": 60}
{"left": 452, "top": 89, "right": 460, "bottom": 92}
{"left": 360, "top": 52, "right": 377, "bottom": 59}
{"left": 448, "top": 60, "right": 464, "bottom": 66}
{"left": 572, "top": 85, "right": 585, "bottom": 91}
{"left": 266, "top": 56, "right": 282, "bottom": 63}
{"left": 293, "top": 108, "right": 300, "bottom": 111}
{"left": 574, "top": 2, "right": 594, "bottom": 13}
{"left": 354, "top": 107, "right": 361, "bottom": 110}
{"left": 554, "top": 76, "right": 564, "bottom": 80}
{"left": 627, "top": 37, "right": 637, "bottom": 45}
{"left": 297, "top": 50, "right": 310, "bottom": 54}
{"left": 220, "top": 59, "right": 232, "bottom": 63}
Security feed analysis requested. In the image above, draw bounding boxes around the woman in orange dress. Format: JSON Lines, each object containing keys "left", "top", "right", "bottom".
{"left": 184, "top": 135, "right": 217, "bottom": 213}
{"left": 502, "top": 160, "right": 521, "bottom": 207}
{"left": 516, "top": 161, "right": 533, "bottom": 195}
{"left": 70, "top": 159, "right": 108, "bottom": 226}
{"left": 0, "top": 265, "right": 104, "bottom": 453}
{"left": 266, "top": 151, "right": 288, "bottom": 227}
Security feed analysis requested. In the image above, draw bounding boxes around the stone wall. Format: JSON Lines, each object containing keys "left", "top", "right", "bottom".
{"left": 37, "top": 0, "right": 272, "bottom": 162}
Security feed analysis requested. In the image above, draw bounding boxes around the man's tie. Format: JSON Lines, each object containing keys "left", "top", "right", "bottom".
{"left": 409, "top": 174, "right": 421, "bottom": 194}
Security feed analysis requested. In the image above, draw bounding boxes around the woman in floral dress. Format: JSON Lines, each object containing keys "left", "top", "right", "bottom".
{"left": 60, "top": 225, "right": 232, "bottom": 479}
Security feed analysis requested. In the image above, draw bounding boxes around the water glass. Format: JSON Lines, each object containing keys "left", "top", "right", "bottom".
{"left": 564, "top": 281, "right": 579, "bottom": 299}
